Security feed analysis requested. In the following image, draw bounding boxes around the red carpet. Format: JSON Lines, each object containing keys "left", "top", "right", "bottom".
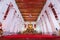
{"left": 3, "top": 34, "right": 59, "bottom": 38}
{"left": 0, "top": 34, "right": 60, "bottom": 40}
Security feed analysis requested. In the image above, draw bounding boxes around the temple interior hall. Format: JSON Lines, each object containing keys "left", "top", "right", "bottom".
{"left": 0, "top": 0, "right": 60, "bottom": 40}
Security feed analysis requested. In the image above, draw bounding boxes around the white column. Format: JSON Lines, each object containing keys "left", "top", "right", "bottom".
{"left": 43, "top": 13, "right": 52, "bottom": 34}
{"left": 39, "top": 18, "right": 44, "bottom": 34}
{"left": 39, "top": 20, "right": 43, "bottom": 33}
{"left": 42, "top": 16, "right": 48, "bottom": 34}
{"left": 9, "top": 14, "right": 16, "bottom": 32}
{"left": 45, "top": 10, "right": 56, "bottom": 33}
{"left": 41, "top": 17, "right": 47, "bottom": 34}
{"left": 36, "top": 21, "right": 42, "bottom": 33}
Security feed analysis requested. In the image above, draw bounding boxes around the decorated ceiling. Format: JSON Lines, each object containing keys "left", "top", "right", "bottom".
{"left": 15, "top": 0, "right": 46, "bottom": 21}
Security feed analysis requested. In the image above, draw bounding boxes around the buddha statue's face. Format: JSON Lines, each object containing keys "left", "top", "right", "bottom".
{"left": 28, "top": 24, "right": 33, "bottom": 29}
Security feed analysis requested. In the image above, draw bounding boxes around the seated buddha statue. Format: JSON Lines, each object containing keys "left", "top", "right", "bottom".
{"left": 23, "top": 25, "right": 37, "bottom": 34}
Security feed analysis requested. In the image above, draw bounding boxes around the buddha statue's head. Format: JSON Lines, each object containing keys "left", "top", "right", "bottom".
{"left": 28, "top": 24, "right": 33, "bottom": 30}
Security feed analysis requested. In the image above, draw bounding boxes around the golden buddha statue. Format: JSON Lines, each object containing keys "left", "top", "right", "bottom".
{"left": 23, "top": 24, "right": 37, "bottom": 34}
